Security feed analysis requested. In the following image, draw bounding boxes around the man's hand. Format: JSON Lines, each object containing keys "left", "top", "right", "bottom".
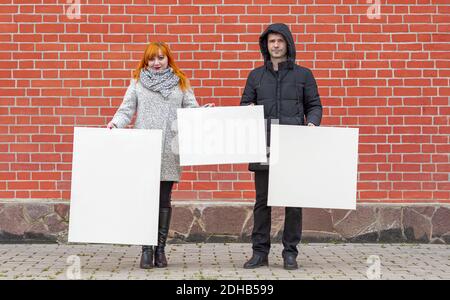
{"left": 307, "top": 122, "right": 315, "bottom": 126}
{"left": 202, "top": 103, "right": 215, "bottom": 108}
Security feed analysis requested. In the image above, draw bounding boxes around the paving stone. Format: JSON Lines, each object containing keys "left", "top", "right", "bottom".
{"left": 0, "top": 243, "right": 449, "bottom": 279}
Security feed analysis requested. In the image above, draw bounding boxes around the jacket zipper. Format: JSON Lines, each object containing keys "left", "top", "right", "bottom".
{"left": 276, "top": 73, "right": 281, "bottom": 120}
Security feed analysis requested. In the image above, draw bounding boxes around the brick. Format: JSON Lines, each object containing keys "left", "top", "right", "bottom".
{"left": 392, "top": 144, "right": 421, "bottom": 153}
{"left": 193, "top": 182, "right": 217, "bottom": 190}
{"left": 172, "top": 191, "right": 197, "bottom": 200}
{"left": 212, "top": 173, "right": 237, "bottom": 181}
{"left": 176, "top": 182, "right": 192, "bottom": 191}
{"left": 125, "top": 6, "right": 155, "bottom": 14}
{"left": 0, "top": 2, "right": 446, "bottom": 206}
{"left": 8, "top": 181, "right": 39, "bottom": 190}
{"left": 80, "top": 24, "right": 109, "bottom": 33}
{"left": 171, "top": 5, "right": 199, "bottom": 14}
{"left": 212, "top": 191, "right": 242, "bottom": 199}
{"left": 359, "top": 191, "right": 387, "bottom": 199}
{"left": 10, "top": 144, "right": 39, "bottom": 152}
{"left": 394, "top": 182, "right": 422, "bottom": 190}
{"left": 35, "top": 24, "right": 64, "bottom": 33}
{"left": 31, "top": 154, "right": 61, "bottom": 163}
{"left": 233, "top": 182, "right": 254, "bottom": 190}
{"left": 30, "top": 191, "right": 61, "bottom": 198}
{"left": 403, "top": 191, "right": 433, "bottom": 199}
{"left": 31, "top": 172, "right": 61, "bottom": 180}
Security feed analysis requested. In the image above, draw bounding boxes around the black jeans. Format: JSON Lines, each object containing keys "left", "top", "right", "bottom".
{"left": 160, "top": 181, "right": 175, "bottom": 209}
{"left": 252, "top": 170, "right": 303, "bottom": 258}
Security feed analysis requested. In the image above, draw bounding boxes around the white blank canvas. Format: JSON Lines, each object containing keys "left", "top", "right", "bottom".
{"left": 268, "top": 125, "right": 359, "bottom": 210}
{"left": 68, "top": 127, "right": 162, "bottom": 245}
{"left": 177, "top": 106, "right": 267, "bottom": 166}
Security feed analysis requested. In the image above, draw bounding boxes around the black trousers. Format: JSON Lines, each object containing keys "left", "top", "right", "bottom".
{"left": 252, "top": 170, "right": 303, "bottom": 257}
{"left": 159, "top": 181, "right": 175, "bottom": 209}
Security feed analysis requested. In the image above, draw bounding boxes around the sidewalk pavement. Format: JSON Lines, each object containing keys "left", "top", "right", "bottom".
{"left": 0, "top": 243, "right": 448, "bottom": 280}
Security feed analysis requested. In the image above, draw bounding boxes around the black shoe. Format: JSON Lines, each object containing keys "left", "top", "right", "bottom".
{"left": 283, "top": 254, "right": 298, "bottom": 270}
{"left": 243, "top": 254, "right": 269, "bottom": 269}
{"left": 140, "top": 246, "right": 154, "bottom": 269}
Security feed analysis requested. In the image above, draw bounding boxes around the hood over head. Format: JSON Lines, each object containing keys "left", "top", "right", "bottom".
{"left": 259, "top": 23, "right": 296, "bottom": 66}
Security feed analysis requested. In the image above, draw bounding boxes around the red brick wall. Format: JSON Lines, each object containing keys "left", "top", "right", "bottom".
{"left": 0, "top": 0, "right": 448, "bottom": 204}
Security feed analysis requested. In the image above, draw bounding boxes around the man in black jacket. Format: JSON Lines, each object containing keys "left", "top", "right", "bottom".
{"left": 240, "top": 23, "right": 322, "bottom": 270}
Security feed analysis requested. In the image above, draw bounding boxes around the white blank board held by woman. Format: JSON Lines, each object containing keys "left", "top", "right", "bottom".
{"left": 268, "top": 125, "right": 359, "bottom": 210}
{"left": 177, "top": 105, "right": 267, "bottom": 166}
{"left": 68, "top": 127, "right": 162, "bottom": 245}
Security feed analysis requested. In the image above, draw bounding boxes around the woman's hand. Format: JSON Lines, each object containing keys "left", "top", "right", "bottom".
{"left": 107, "top": 121, "right": 117, "bottom": 129}
{"left": 202, "top": 103, "right": 215, "bottom": 108}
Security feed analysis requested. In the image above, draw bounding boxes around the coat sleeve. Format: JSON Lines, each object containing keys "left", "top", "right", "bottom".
{"left": 303, "top": 69, "right": 323, "bottom": 126}
{"left": 240, "top": 70, "right": 257, "bottom": 106}
{"left": 111, "top": 79, "right": 138, "bottom": 128}
{"left": 182, "top": 88, "right": 200, "bottom": 108}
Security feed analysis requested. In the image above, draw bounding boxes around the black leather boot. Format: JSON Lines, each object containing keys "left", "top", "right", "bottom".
{"left": 154, "top": 208, "right": 172, "bottom": 268}
{"left": 140, "top": 246, "right": 154, "bottom": 269}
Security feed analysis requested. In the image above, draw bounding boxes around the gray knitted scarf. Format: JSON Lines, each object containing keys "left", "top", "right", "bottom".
{"left": 139, "top": 67, "right": 180, "bottom": 98}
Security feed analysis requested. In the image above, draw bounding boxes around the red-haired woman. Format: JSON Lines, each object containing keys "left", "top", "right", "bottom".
{"left": 107, "top": 42, "right": 212, "bottom": 269}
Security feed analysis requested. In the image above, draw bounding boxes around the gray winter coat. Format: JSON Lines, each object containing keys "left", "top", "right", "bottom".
{"left": 111, "top": 79, "right": 199, "bottom": 181}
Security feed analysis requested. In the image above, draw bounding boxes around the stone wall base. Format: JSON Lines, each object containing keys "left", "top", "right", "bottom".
{"left": 0, "top": 202, "right": 449, "bottom": 244}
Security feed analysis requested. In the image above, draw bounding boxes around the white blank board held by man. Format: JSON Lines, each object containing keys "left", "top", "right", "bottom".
{"left": 176, "top": 105, "right": 267, "bottom": 166}
{"left": 68, "top": 127, "right": 162, "bottom": 245}
{"left": 268, "top": 125, "right": 359, "bottom": 210}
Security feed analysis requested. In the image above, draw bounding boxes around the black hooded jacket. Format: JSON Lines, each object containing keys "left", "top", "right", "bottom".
{"left": 240, "top": 23, "right": 323, "bottom": 171}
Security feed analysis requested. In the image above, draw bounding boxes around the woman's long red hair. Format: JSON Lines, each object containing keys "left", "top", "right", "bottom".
{"left": 133, "top": 42, "right": 190, "bottom": 91}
